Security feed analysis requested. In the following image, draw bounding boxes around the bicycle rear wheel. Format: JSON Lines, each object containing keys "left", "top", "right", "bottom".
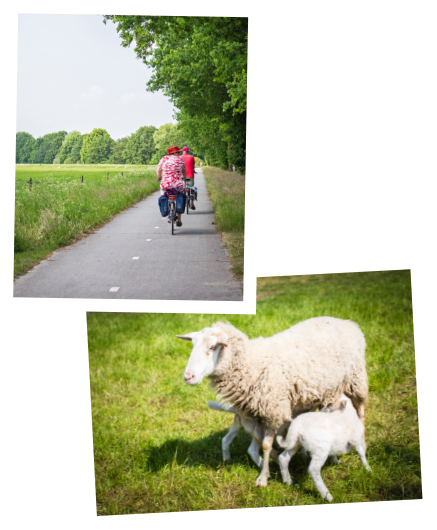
{"left": 186, "top": 192, "right": 189, "bottom": 214}
{"left": 171, "top": 206, "right": 175, "bottom": 234}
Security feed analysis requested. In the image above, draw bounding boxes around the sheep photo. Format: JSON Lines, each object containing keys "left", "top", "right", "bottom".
{"left": 87, "top": 270, "right": 421, "bottom": 514}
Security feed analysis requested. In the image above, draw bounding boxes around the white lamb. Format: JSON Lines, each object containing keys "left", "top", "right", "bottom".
{"left": 177, "top": 316, "right": 368, "bottom": 487}
{"left": 277, "top": 394, "right": 371, "bottom": 502}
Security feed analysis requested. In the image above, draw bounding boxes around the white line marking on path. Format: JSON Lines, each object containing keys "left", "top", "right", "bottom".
{"left": 132, "top": 257, "right": 139, "bottom": 260}
{"left": 109, "top": 287, "right": 120, "bottom": 292}
{"left": 146, "top": 239, "right": 151, "bottom": 241}
{"left": 155, "top": 226, "right": 159, "bottom": 228}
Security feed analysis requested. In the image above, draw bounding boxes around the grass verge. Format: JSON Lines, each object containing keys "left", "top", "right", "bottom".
{"left": 14, "top": 164, "right": 159, "bottom": 277}
{"left": 87, "top": 270, "right": 420, "bottom": 514}
{"left": 202, "top": 166, "right": 244, "bottom": 281}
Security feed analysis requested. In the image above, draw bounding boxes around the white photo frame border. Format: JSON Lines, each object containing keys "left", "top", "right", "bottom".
{"left": 74, "top": 256, "right": 430, "bottom": 529}
{"left": 0, "top": 0, "right": 262, "bottom": 314}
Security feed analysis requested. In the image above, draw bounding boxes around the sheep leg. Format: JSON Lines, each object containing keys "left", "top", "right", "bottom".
{"left": 355, "top": 444, "right": 371, "bottom": 472}
{"left": 247, "top": 441, "right": 279, "bottom": 468}
{"left": 308, "top": 453, "right": 332, "bottom": 502}
{"left": 222, "top": 414, "right": 243, "bottom": 461}
{"left": 255, "top": 428, "right": 275, "bottom": 487}
{"left": 278, "top": 446, "right": 299, "bottom": 485}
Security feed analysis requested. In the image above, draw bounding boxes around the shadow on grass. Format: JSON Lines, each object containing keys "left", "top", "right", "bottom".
{"left": 146, "top": 429, "right": 248, "bottom": 472}
{"left": 144, "top": 429, "right": 334, "bottom": 485}
{"left": 378, "top": 443, "right": 421, "bottom": 466}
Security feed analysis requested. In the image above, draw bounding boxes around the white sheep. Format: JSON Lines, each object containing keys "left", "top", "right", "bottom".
{"left": 177, "top": 316, "right": 368, "bottom": 487}
{"left": 277, "top": 394, "right": 371, "bottom": 502}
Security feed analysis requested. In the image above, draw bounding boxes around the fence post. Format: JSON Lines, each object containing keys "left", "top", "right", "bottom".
{"left": 121, "top": 172, "right": 123, "bottom": 176}
{"left": 81, "top": 175, "right": 83, "bottom": 184}
{"left": 106, "top": 172, "right": 109, "bottom": 183}
{"left": 28, "top": 178, "right": 32, "bottom": 191}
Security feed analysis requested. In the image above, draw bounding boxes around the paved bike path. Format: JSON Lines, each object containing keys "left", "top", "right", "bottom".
{"left": 13, "top": 170, "right": 243, "bottom": 301}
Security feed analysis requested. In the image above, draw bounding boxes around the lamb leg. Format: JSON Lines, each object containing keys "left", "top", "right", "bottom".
{"left": 222, "top": 414, "right": 243, "bottom": 461}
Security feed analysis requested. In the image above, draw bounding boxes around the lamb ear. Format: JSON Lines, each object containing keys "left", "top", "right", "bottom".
{"left": 176, "top": 332, "right": 198, "bottom": 342}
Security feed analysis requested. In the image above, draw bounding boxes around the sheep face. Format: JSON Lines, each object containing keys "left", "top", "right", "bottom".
{"left": 177, "top": 327, "right": 228, "bottom": 385}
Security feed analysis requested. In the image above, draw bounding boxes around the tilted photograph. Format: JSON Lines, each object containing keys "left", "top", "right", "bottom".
{"left": 13, "top": 14, "right": 247, "bottom": 300}
{"left": 87, "top": 270, "right": 421, "bottom": 514}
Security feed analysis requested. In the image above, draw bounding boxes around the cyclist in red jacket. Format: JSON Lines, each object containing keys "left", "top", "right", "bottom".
{"left": 181, "top": 147, "right": 196, "bottom": 210}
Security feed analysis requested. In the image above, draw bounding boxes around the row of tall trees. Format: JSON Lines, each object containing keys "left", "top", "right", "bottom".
{"left": 103, "top": 16, "right": 247, "bottom": 172}
{"left": 16, "top": 124, "right": 192, "bottom": 165}
{"left": 16, "top": 131, "right": 68, "bottom": 164}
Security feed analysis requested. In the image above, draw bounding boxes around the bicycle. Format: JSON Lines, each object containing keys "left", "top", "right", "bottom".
{"left": 182, "top": 177, "right": 197, "bottom": 214}
{"left": 167, "top": 194, "right": 178, "bottom": 235}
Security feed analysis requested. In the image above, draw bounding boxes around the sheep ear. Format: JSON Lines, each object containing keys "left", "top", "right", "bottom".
{"left": 212, "top": 329, "right": 228, "bottom": 346}
{"left": 176, "top": 332, "right": 197, "bottom": 342}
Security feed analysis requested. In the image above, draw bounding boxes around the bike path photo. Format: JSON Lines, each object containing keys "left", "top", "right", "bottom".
{"left": 13, "top": 170, "right": 243, "bottom": 301}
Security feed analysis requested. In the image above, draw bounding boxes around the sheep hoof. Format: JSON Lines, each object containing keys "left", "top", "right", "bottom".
{"left": 255, "top": 475, "right": 269, "bottom": 487}
{"left": 325, "top": 493, "right": 333, "bottom": 503}
{"left": 366, "top": 465, "right": 372, "bottom": 472}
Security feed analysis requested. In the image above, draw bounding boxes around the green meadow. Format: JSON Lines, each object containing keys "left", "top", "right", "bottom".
{"left": 87, "top": 270, "right": 420, "bottom": 514}
{"left": 203, "top": 166, "right": 245, "bottom": 280}
{"left": 14, "top": 164, "right": 159, "bottom": 276}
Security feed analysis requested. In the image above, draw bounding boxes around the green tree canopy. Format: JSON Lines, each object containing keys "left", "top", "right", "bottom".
{"left": 103, "top": 16, "right": 247, "bottom": 172}
{"left": 44, "top": 131, "right": 67, "bottom": 164}
{"left": 70, "top": 136, "right": 84, "bottom": 164}
{"left": 59, "top": 131, "right": 84, "bottom": 164}
{"left": 109, "top": 137, "right": 130, "bottom": 164}
{"left": 19, "top": 136, "right": 38, "bottom": 164}
{"left": 124, "top": 125, "right": 157, "bottom": 164}
{"left": 16, "top": 132, "right": 34, "bottom": 163}
{"left": 28, "top": 137, "right": 44, "bottom": 164}
{"left": 149, "top": 122, "right": 186, "bottom": 163}
{"left": 18, "top": 131, "right": 67, "bottom": 164}
{"left": 80, "top": 128, "right": 115, "bottom": 164}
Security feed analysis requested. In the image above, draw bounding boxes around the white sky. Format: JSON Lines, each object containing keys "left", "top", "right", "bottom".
{"left": 16, "top": 14, "right": 176, "bottom": 140}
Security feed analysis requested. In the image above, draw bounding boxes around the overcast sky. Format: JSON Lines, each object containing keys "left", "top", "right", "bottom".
{"left": 16, "top": 14, "right": 176, "bottom": 140}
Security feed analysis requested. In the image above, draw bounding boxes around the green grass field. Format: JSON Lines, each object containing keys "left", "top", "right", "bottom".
{"left": 87, "top": 270, "right": 420, "bottom": 514}
{"left": 14, "top": 164, "right": 159, "bottom": 277}
{"left": 203, "top": 166, "right": 245, "bottom": 280}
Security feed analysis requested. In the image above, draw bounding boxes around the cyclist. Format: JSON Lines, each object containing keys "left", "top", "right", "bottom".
{"left": 157, "top": 146, "right": 186, "bottom": 226}
{"left": 181, "top": 147, "right": 196, "bottom": 210}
